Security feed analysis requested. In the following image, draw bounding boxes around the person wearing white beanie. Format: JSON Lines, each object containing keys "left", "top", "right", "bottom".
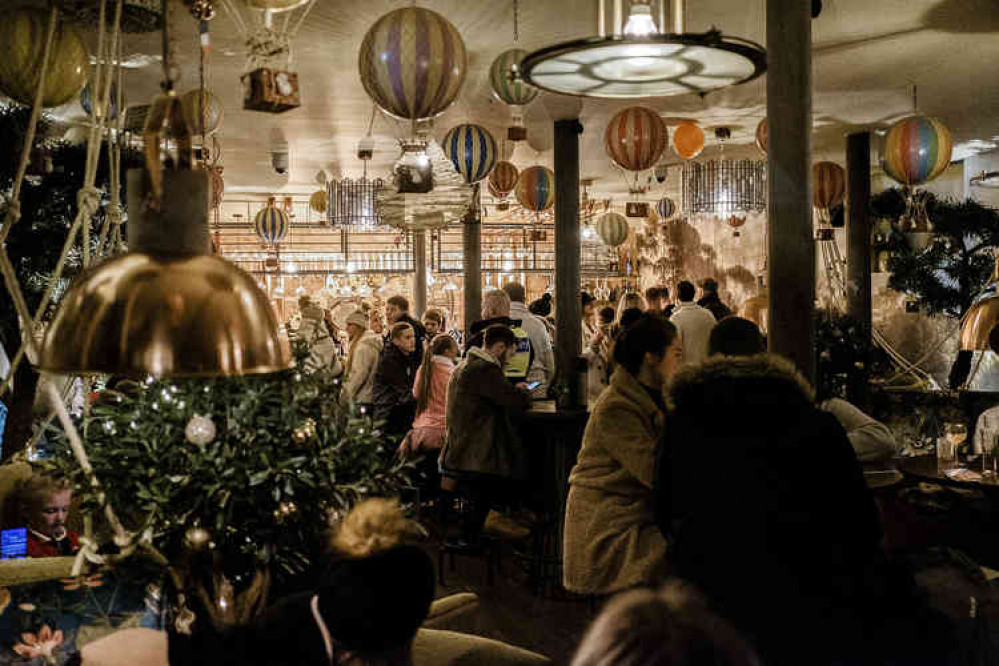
{"left": 341, "top": 310, "right": 383, "bottom": 411}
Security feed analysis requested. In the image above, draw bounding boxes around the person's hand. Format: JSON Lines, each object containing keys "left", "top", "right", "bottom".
{"left": 515, "top": 382, "right": 529, "bottom": 391}
{"left": 591, "top": 329, "right": 605, "bottom": 346}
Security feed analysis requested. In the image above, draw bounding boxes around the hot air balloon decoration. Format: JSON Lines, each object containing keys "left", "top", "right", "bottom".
{"left": 605, "top": 106, "right": 668, "bottom": 173}
{"left": 489, "top": 160, "right": 519, "bottom": 199}
{"left": 726, "top": 214, "right": 746, "bottom": 237}
{"left": 515, "top": 166, "right": 555, "bottom": 213}
{"left": 310, "top": 189, "right": 328, "bottom": 215}
{"left": 442, "top": 124, "right": 498, "bottom": 184}
{"left": 81, "top": 79, "right": 120, "bottom": 120}
{"left": 254, "top": 199, "right": 290, "bottom": 246}
{"left": 358, "top": 7, "right": 468, "bottom": 123}
{"left": 882, "top": 115, "right": 952, "bottom": 188}
{"left": 490, "top": 48, "right": 537, "bottom": 141}
{"left": 755, "top": 118, "right": 768, "bottom": 154}
{"left": 812, "top": 161, "right": 845, "bottom": 226}
{"left": 0, "top": 8, "right": 89, "bottom": 108}
{"left": 180, "top": 89, "right": 224, "bottom": 136}
{"left": 673, "top": 121, "right": 705, "bottom": 160}
{"left": 597, "top": 212, "right": 630, "bottom": 247}
{"left": 656, "top": 197, "right": 677, "bottom": 220}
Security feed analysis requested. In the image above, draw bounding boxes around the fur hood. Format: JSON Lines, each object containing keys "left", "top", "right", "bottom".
{"left": 668, "top": 353, "right": 814, "bottom": 413}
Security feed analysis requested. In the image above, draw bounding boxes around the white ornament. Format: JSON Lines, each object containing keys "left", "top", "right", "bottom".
{"left": 185, "top": 414, "right": 216, "bottom": 447}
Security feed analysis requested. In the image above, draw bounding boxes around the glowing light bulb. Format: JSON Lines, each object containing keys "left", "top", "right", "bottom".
{"left": 623, "top": 3, "right": 658, "bottom": 37}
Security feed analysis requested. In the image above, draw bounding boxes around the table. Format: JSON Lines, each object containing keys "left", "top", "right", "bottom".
{"left": 898, "top": 455, "right": 999, "bottom": 495}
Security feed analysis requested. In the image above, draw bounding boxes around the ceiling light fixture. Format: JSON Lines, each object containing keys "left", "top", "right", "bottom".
{"left": 520, "top": 0, "right": 765, "bottom": 99}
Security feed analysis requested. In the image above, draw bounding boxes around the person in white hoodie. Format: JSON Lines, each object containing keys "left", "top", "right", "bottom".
{"left": 502, "top": 281, "right": 554, "bottom": 397}
{"left": 341, "top": 310, "right": 383, "bottom": 411}
{"left": 669, "top": 281, "right": 717, "bottom": 366}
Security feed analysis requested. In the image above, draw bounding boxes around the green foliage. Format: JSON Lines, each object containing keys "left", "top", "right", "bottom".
{"left": 43, "top": 345, "right": 412, "bottom": 584}
{"left": 877, "top": 188, "right": 999, "bottom": 318}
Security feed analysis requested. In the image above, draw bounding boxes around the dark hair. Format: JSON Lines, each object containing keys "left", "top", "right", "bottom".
{"left": 702, "top": 277, "right": 719, "bottom": 294}
{"left": 644, "top": 286, "right": 662, "bottom": 303}
{"left": 709, "top": 317, "right": 766, "bottom": 357}
{"left": 598, "top": 307, "right": 615, "bottom": 325}
{"left": 613, "top": 314, "right": 678, "bottom": 375}
{"left": 416, "top": 334, "right": 458, "bottom": 415}
{"left": 619, "top": 307, "right": 644, "bottom": 331}
{"left": 389, "top": 322, "right": 412, "bottom": 341}
{"left": 422, "top": 309, "right": 443, "bottom": 325}
{"left": 661, "top": 286, "right": 670, "bottom": 300}
{"left": 677, "top": 281, "right": 696, "bottom": 302}
{"left": 502, "top": 282, "right": 527, "bottom": 304}
{"left": 386, "top": 295, "right": 409, "bottom": 311}
{"left": 484, "top": 324, "right": 516, "bottom": 349}
{"left": 530, "top": 295, "right": 552, "bottom": 317}
{"left": 581, "top": 292, "right": 596, "bottom": 307}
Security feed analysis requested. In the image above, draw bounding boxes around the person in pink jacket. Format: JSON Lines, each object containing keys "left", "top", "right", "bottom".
{"left": 399, "top": 335, "right": 460, "bottom": 482}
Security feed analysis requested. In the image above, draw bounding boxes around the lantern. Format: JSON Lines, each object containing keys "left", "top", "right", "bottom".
{"left": 755, "top": 118, "right": 768, "bottom": 154}
{"left": 309, "top": 190, "right": 328, "bottom": 214}
{"left": 80, "top": 80, "right": 120, "bottom": 120}
{"left": 489, "top": 48, "right": 538, "bottom": 107}
{"left": 605, "top": 106, "right": 668, "bottom": 172}
{"left": 489, "top": 160, "right": 519, "bottom": 198}
{"left": 515, "top": 166, "right": 555, "bottom": 212}
{"left": 358, "top": 7, "right": 468, "bottom": 121}
{"left": 812, "top": 161, "right": 845, "bottom": 213}
{"left": 442, "top": 124, "right": 498, "bottom": 184}
{"left": 180, "top": 89, "right": 224, "bottom": 136}
{"left": 0, "top": 9, "right": 88, "bottom": 108}
{"left": 254, "top": 202, "right": 290, "bottom": 245}
{"left": 656, "top": 197, "right": 676, "bottom": 220}
{"left": 596, "top": 212, "right": 630, "bottom": 247}
{"left": 673, "top": 121, "right": 704, "bottom": 160}
{"left": 883, "top": 115, "right": 953, "bottom": 187}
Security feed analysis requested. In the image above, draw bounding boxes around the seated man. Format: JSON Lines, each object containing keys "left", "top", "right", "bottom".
{"left": 441, "top": 325, "right": 532, "bottom": 546}
{"left": 5, "top": 472, "right": 79, "bottom": 557}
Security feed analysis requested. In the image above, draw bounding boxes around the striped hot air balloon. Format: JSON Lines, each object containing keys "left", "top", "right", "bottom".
{"left": 755, "top": 117, "right": 768, "bottom": 154}
{"left": 516, "top": 166, "right": 555, "bottom": 212}
{"left": 656, "top": 197, "right": 677, "bottom": 220}
{"left": 596, "top": 212, "right": 630, "bottom": 247}
{"left": 673, "top": 121, "right": 704, "bottom": 160}
{"left": 442, "top": 124, "right": 497, "bottom": 184}
{"left": 489, "top": 160, "right": 519, "bottom": 197}
{"left": 605, "top": 106, "right": 668, "bottom": 172}
{"left": 254, "top": 204, "right": 290, "bottom": 245}
{"left": 812, "top": 162, "right": 845, "bottom": 212}
{"left": 0, "top": 8, "right": 88, "bottom": 108}
{"left": 358, "top": 7, "right": 468, "bottom": 122}
{"left": 489, "top": 48, "right": 537, "bottom": 107}
{"left": 883, "top": 115, "right": 952, "bottom": 187}
{"left": 80, "top": 79, "right": 120, "bottom": 120}
{"left": 180, "top": 88, "right": 224, "bottom": 136}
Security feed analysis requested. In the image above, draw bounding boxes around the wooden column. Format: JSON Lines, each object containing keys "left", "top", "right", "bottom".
{"left": 554, "top": 119, "right": 583, "bottom": 402}
{"left": 413, "top": 229, "right": 427, "bottom": 318}
{"left": 846, "top": 132, "right": 872, "bottom": 335}
{"left": 462, "top": 184, "right": 482, "bottom": 338}
{"left": 766, "top": 0, "right": 814, "bottom": 382}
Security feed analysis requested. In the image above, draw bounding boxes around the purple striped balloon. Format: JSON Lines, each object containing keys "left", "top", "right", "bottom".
{"left": 358, "top": 7, "right": 468, "bottom": 122}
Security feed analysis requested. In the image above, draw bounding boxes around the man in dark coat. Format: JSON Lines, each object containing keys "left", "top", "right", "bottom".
{"left": 385, "top": 294, "right": 425, "bottom": 361}
{"left": 696, "top": 277, "right": 732, "bottom": 321}
{"left": 654, "top": 352, "right": 953, "bottom": 666}
{"left": 442, "top": 325, "right": 532, "bottom": 545}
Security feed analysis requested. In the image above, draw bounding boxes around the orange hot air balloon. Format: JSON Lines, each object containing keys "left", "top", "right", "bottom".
{"left": 812, "top": 161, "right": 846, "bottom": 212}
{"left": 673, "top": 121, "right": 704, "bottom": 159}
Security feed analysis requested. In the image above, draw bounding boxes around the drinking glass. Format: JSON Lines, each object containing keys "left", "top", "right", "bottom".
{"left": 984, "top": 434, "right": 999, "bottom": 479}
{"left": 939, "top": 423, "right": 965, "bottom": 468}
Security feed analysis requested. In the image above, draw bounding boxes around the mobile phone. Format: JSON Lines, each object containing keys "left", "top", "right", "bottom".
{"left": 526, "top": 381, "right": 541, "bottom": 391}
{"left": 1, "top": 528, "right": 27, "bottom": 560}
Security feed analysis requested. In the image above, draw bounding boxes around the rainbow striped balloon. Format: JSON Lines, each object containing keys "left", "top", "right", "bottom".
{"left": 883, "top": 115, "right": 952, "bottom": 187}
{"left": 812, "top": 161, "right": 845, "bottom": 211}
{"left": 596, "top": 212, "right": 630, "bottom": 247}
{"left": 489, "top": 160, "right": 519, "bottom": 196}
{"left": 358, "top": 7, "right": 468, "bottom": 121}
{"left": 656, "top": 197, "right": 676, "bottom": 220}
{"left": 254, "top": 204, "right": 290, "bottom": 245}
{"left": 605, "top": 106, "right": 668, "bottom": 172}
{"left": 442, "top": 124, "right": 498, "bottom": 184}
{"left": 516, "top": 166, "right": 555, "bottom": 212}
{"left": 489, "top": 48, "right": 537, "bottom": 107}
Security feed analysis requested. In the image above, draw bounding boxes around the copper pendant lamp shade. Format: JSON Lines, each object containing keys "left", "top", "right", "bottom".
{"left": 959, "top": 257, "right": 999, "bottom": 352}
{"left": 39, "top": 92, "right": 289, "bottom": 377}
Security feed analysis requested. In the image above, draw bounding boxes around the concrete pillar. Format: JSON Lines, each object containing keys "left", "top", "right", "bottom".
{"left": 413, "top": 229, "right": 427, "bottom": 319}
{"left": 554, "top": 119, "right": 583, "bottom": 402}
{"left": 766, "top": 0, "right": 815, "bottom": 382}
{"left": 846, "top": 132, "right": 872, "bottom": 336}
{"left": 462, "top": 184, "right": 482, "bottom": 338}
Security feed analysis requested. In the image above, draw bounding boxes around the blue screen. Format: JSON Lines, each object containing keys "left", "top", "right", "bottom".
{"left": 1, "top": 528, "right": 26, "bottom": 560}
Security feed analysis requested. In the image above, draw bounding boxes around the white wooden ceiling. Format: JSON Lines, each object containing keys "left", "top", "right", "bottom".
{"left": 34, "top": 0, "right": 999, "bottom": 198}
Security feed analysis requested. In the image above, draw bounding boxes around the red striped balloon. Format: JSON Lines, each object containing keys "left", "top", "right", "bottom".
{"left": 489, "top": 160, "right": 519, "bottom": 197}
{"left": 812, "top": 162, "right": 845, "bottom": 211}
{"left": 358, "top": 7, "right": 468, "bottom": 121}
{"left": 755, "top": 118, "right": 768, "bottom": 154}
{"left": 605, "top": 106, "right": 667, "bottom": 172}
{"left": 515, "top": 166, "right": 555, "bottom": 212}
{"left": 882, "top": 115, "right": 952, "bottom": 187}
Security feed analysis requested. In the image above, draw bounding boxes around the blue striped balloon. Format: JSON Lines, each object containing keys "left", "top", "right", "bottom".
{"left": 656, "top": 197, "right": 676, "bottom": 220}
{"left": 442, "top": 124, "right": 497, "bottom": 184}
{"left": 254, "top": 205, "right": 290, "bottom": 245}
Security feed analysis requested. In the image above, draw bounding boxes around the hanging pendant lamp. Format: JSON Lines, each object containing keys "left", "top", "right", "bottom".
{"left": 520, "top": 0, "right": 765, "bottom": 99}
{"left": 39, "top": 91, "right": 289, "bottom": 378}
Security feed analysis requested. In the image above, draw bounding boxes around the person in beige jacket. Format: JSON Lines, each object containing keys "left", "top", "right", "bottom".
{"left": 563, "top": 314, "right": 682, "bottom": 595}
{"left": 340, "top": 310, "right": 383, "bottom": 410}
